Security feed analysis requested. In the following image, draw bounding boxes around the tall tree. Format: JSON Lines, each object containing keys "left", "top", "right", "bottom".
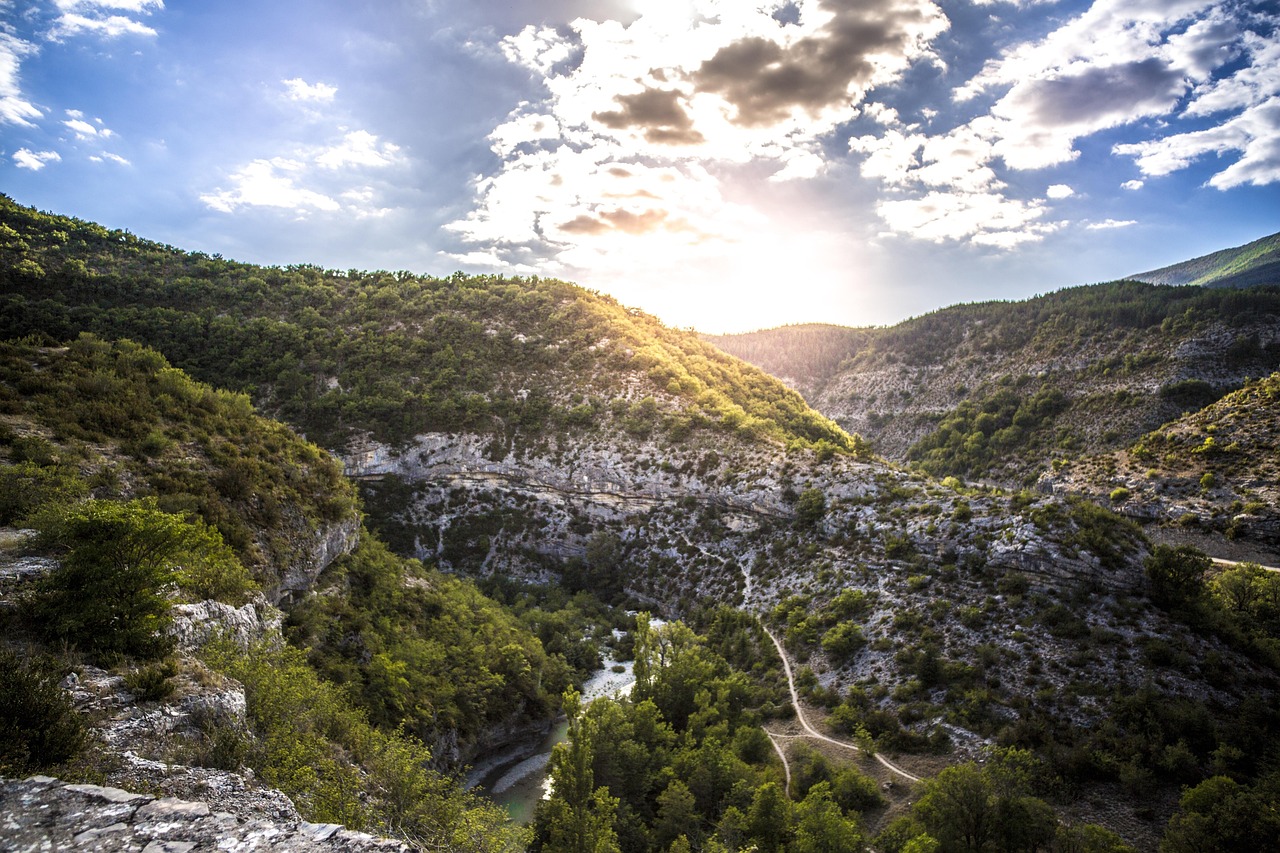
{"left": 542, "top": 690, "right": 621, "bottom": 853}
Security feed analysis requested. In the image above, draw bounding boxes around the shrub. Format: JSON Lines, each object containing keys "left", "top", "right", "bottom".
{"left": 1145, "top": 544, "right": 1211, "bottom": 610}
{"left": 0, "top": 649, "right": 86, "bottom": 773}
{"left": 29, "top": 498, "right": 253, "bottom": 661}
{"left": 795, "top": 488, "right": 827, "bottom": 528}
{"left": 124, "top": 659, "right": 178, "bottom": 702}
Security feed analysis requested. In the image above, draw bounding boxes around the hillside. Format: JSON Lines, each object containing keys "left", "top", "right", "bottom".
{"left": 1130, "top": 230, "right": 1280, "bottom": 289}
{"left": 0, "top": 195, "right": 855, "bottom": 459}
{"left": 700, "top": 323, "right": 872, "bottom": 401}
{"left": 0, "top": 338, "right": 562, "bottom": 850}
{"left": 4, "top": 198, "right": 1280, "bottom": 849}
{"left": 714, "top": 282, "right": 1280, "bottom": 491}
{"left": 1042, "top": 373, "right": 1280, "bottom": 554}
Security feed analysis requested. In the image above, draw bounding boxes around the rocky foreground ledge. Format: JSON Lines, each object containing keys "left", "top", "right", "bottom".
{"left": 0, "top": 776, "right": 415, "bottom": 852}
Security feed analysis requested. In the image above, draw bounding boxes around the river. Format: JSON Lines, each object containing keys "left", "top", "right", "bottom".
{"left": 471, "top": 652, "right": 641, "bottom": 824}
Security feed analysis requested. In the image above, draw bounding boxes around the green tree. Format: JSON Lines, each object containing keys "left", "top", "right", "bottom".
{"left": 745, "top": 781, "right": 792, "bottom": 853}
{"left": 1145, "top": 544, "right": 1211, "bottom": 610}
{"left": 543, "top": 690, "right": 621, "bottom": 853}
{"left": 653, "top": 779, "right": 699, "bottom": 851}
{"left": 0, "top": 649, "right": 86, "bottom": 773}
{"left": 31, "top": 498, "right": 249, "bottom": 659}
{"left": 1212, "top": 562, "right": 1266, "bottom": 615}
{"left": 915, "top": 764, "right": 995, "bottom": 853}
{"left": 795, "top": 488, "right": 827, "bottom": 528}
{"left": 1160, "top": 775, "right": 1280, "bottom": 852}
{"left": 792, "top": 782, "right": 863, "bottom": 853}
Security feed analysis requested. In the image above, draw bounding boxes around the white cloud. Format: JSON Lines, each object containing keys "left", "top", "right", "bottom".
{"left": 875, "top": 190, "right": 1057, "bottom": 247}
{"left": 202, "top": 129, "right": 404, "bottom": 217}
{"left": 1122, "top": 179, "right": 1144, "bottom": 190}
{"left": 314, "top": 130, "right": 401, "bottom": 169}
{"left": 0, "top": 32, "right": 42, "bottom": 127}
{"left": 63, "top": 111, "right": 115, "bottom": 140}
{"left": 1087, "top": 218, "right": 1136, "bottom": 229}
{"left": 454, "top": 0, "right": 952, "bottom": 278}
{"left": 283, "top": 77, "right": 337, "bottom": 103}
{"left": 50, "top": 0, "right": 164, "bottom": 40}
{"left": 13, "top": 148, "right": 61, "bottom": 170}
{"left": 848, "top": 0, "right": 1280, "bottom": 246}
{"left": 89, "top": 152, "right": 131, "bottom": 165}
{"left": 54, "top": 1, "right": 164, "bottom": 11}
{"left": 1115, "top": 98, "right": 1280, "bottom": 189}
{"left": 200, "top": 158, "right": 341, "bottom": 214}
{"left": 51, "top": 13, "right": 158, "bottom": 39}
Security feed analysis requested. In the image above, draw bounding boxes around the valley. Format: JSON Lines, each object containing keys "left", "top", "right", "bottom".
{"left": 1, "top": 197, "right": 1279, "bottom": 851}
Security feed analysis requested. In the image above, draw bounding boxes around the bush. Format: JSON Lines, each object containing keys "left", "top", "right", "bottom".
{"left": 0, "top": 649, "right": 86, "bottom": 773}
{"left": 29, "top": 498, "right": 253, "bottom": 661}
{"left": 1145, "top": 544, "right": 1211, "bottom": 610}
{"left": 124, "top": 659, "right": 178, "bottom": 702}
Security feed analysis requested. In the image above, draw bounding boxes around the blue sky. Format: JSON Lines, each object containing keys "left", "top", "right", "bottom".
{"left": 2, "top": 0, "right": 1277, "bottom": 332}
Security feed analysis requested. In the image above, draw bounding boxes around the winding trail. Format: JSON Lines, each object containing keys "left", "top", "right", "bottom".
{"left": 763, "top": 625, "right": 922, "bottom": 784}
{"left": 1211, "top": 557, "right": 1280, "bottom": 574}
{"left": 764, "top": 730, "right": 792, "bottom": 796}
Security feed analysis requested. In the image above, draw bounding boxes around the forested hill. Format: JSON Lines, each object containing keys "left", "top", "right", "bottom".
{"left": 701, "top": 323, "right": 872, "bottom": 400}
{"left": 1129, "top": 229, "right": 1280, "bottom": 289}
{"left": 0, "top": 195, "right": 856, "bottom": 458}
{"left": 713, "top": 281, "right": 1280, "bottom": 488}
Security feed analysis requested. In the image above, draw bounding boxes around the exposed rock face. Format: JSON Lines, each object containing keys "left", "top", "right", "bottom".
{"left": 0, "top": 776, "right": 414, "bottom": 852}
{"left": 274, "top": 516, "right": 362, "bottom": 604}
{"left": 170, "top": 597, "right": 284, "bottom": 654}
{"left": 346, "top": 431, "right": 1144, "bottom": 608}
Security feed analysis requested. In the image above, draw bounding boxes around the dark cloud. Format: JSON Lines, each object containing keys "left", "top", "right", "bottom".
{"left": 559, "top": 214, "right": 610, "bottom": 235}
{"left": 558, "top": 208, "right": 669, "bottom": 235}
{"left": 593, "top": 89, "right": 705, "bottom": 145}
{"left": 601, "top": 208, "right": 668, "bottom": 234}
{"left": 1002, "top": 59, "right": 1187, "bottom": 128}
{"left": 692, "top": 0, "right": 935, "bottom": 126}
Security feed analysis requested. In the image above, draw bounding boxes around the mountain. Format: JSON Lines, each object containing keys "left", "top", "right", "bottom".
{"left": 1129, "top": 230, "right": 1280, "bottom": 289}
{"left": 1042, "top": 372, "right": 1280, "bottom": 554}
{"left": 712, "top": 282, "right": 1280, "bottom": 494}
{"left": 699, "top": 323, "right": 872, "bottom": 401}
{"left": 0, "top": 337, "right": 539, "bottom": 849}
{"left": 4, "top": 196, "right": 1280, "bottom": 849}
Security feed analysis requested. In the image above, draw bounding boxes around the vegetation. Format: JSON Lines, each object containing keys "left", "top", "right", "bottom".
{"left": 0, "top": 337, "right": 563, "bottom": 849}
{"left": 30, "top": 497, "right": 253, "bottom": 660}
{"left": 286, "top": 537, "right": 568, "bottom": 748}
{"left": 3, "top": 198, "right": 1279, "bottom": 852}
{"left": 0, "top": 335, "right": 357, "bottom": 590}
{"left": 908, "top": 383, "right": 1068, "bottom": 480}
{"left": 204, "top": 637, "right": 528, "bottom": 851}
{"left": 0, "top": 648, "right": 86, "bottom": 774}
{"left": 534, "top": 612, "right": 872, "bottom": 853}
{"left": 1131, "top": 229, "right": 1280, "bottom": 289}
{"left": 0, "top": 195, "right": 861, "bottom": 457}
{"left": 703, "top": 324, "right": 872, "bottom": 396}
{"left": 878, "top": 749, "right": 1132, "bottom": 853}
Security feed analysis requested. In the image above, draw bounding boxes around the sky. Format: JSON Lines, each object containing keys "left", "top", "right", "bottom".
{"left": 1, "top": 0, "right": 1278, "bottom": 333}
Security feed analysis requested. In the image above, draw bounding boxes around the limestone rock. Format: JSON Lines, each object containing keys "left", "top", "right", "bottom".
{"left": 0, "top": 776, "right": 415, "bottom": 852}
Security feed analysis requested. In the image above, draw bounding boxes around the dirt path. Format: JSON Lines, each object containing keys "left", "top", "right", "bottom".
{"left": 762, "top": 626, "right": 922, "bottom": 784}
{"left": 763, "top": 730, "right": 792, "bottom": 796}
{"left": 1211, "top": 557, "right": 1280, "bottom": 573}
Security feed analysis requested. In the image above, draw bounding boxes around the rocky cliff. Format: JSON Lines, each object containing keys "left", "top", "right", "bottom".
{"left": 0, "top": 776, "right": 414, "bottom": 852}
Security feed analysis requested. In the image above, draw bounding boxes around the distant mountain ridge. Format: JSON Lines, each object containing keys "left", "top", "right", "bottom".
{"left": 713, "top": 282, "right": 1280, "bottom": 487}
{"left": 1129, "top": 230, "right": 1280, "bottom": 289}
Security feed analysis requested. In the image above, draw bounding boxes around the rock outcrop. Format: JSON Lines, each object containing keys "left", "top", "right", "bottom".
{"left": 0, "top": 776, "right": 414, "bottom": 852}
